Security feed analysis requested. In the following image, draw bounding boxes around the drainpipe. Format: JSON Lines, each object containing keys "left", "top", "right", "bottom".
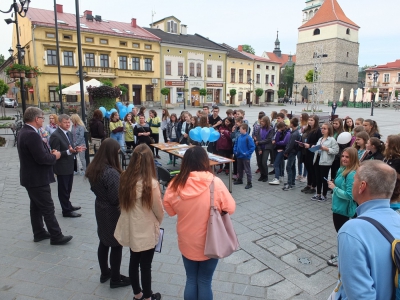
{"left": 32, "top": 25, "right": 41, "bottom": 109}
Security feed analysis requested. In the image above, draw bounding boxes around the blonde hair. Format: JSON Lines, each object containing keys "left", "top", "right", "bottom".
{"left": 49, "top": 114, "right": 58, "bottom": 124}
{"left": 70, "top": 114, "right": 85, "bottom": 126}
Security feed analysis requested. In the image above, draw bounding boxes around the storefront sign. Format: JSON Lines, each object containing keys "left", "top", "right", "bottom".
{"left": 206, "top": 83, "right": 223, "bottom": 88}
{"left": 165, "top": 81, "right": 184, "bottom": 87}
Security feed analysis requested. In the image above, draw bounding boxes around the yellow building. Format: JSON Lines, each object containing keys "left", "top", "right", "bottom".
{"left": 12, "top": 4, "right": 161, "bottom": 108}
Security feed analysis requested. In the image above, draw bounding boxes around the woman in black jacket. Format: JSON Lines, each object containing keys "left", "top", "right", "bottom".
{"left": 256, "top": 116, "right": 274, "bottom": 182}
{"left": 89, "top": 109, "right": 106, "bottom": 140}
{"left": 300, "top": 115, "right": 322, "bottom": 195}
{"left": 134, "top": 115, "right": 152, "bottom": 146}
{"left": 362, "top": 137, "right": 385, "bottom": 161}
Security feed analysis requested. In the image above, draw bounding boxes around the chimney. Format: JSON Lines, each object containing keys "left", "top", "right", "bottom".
{"left": 56, "top": 4, "right": 63, "bottom": 13}
{"left": 131, "top": 18, "right": 137, "bottom": 28}
{"left": 83, "top": 10, "right": 92, "bottom": 17}
{"left": 238, "top": 45, "right": 243, "bottom": 52}
{"left": 180, "top": 24, "right": 187, "bottom": 35}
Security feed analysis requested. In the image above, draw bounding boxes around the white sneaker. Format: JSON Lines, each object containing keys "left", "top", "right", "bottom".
{"left": 296, "top": 175, "right": 302, "bottom": 181}
{"left": 300, "top": 177, "right": 307, "bottom": 183}
{"left": 269, "top": 178, "right": 280, "bottom": 185}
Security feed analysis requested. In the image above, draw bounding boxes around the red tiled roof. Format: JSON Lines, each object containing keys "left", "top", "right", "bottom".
{"left": 299, "top": 0, "right": 359, "bottom": 29}
{"left": 238, "top": 51, "right": 280, "bottom": 64}
{"left": 26, "top": 7, "right": 160, "bottom": 41}
{"left": 367, "top": 60, "right": 400, "bottom": 71}
{"left": 264, "top": 52, "right": 296, "bottom": 67}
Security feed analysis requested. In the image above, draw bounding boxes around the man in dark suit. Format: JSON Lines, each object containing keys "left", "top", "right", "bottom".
{"left": 17, "top": 107, "right": 72, "bottom": 245}
{"left": 50, "top": 114, "right": 84, "bottom": 218}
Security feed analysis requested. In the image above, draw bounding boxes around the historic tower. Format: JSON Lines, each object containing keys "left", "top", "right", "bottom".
{"left": 293, "top": 0, "right": 360, "bottom": 103}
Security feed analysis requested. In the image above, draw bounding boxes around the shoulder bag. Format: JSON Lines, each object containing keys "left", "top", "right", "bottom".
{"left": 140, "top": 126, "right": 155, "bottom": 144}
{"left": 204, "top": 177, "right": 239, "bottom": 259}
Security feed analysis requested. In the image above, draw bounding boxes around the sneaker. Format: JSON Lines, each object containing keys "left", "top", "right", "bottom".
{"left": 232, "top": 174, "right": 238, "bottom": 180}
{"left": 318, "top": 195, "right": 327, "bottom": 202}
{"left": 255, "top": 169, "right": 260, "bottom": 173}
{"left": 296, "top": 175, "right": 302, "bottom": 181}
{"left": 282, "top": 184, "right": 291, "bottom": 191}
{"left": 301, "top": 186, "right": 311, "bottom": 192}
{"left": 330, "top": 254, "right": 338, "bottom": 259}
{"left": 156, "top": 155, "right": 161, "bottom": 159}
{"left": 305, "top": 188, "right": 316, "bottom": 194}
{"left": 100, "top": 268, "right": 111, "bottom": 283}
{"left": 310, "top": 194, "right": 320, "bottom": 201}
{"left": 245, "top": 182, "right": 252, "bottom": 189}
{"left": 268, "top": 169, "right": 275, "bottom": 175}
{"left": 258, "top": 176, "right": 265, "bottom": 182}
{"left": 300, "top": 177, "right": 307, "bottom": 183}
{"left": 151, "top": 293, "right": 162, "bottom": 300}
{"left": 167, "top": 160, "right": 173, "bottom": 165}
{"left": 327, "top": 256, "right": 338, "bottom": 267}
{"left": 233, "top": 179, "right": 243, "bottom": 185}
{"left": 269, "top": 178, "right": 280, "bottom": 185}
{"left": 225, "top": 169, "right": 229, "bottom": 175}
{"left": 110, "top": 275, "right": 131, "bottom": 288}
{"left": 217, "top": 169, "right": 223, "bottom": 174}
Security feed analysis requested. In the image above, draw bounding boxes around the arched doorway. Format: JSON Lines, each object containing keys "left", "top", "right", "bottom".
{"left": 265, "top": 89, "right": 274, "bottom": 102}
{"left": 191, "top": 87, "right": 200, "bottom": 106}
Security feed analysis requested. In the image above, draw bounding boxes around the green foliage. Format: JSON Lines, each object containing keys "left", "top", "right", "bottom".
{"left": 0, "top": 116, "right": 14, "bottom": 120}
{"left": 199, "top": 88, "right": 207, "bottom": 96}
{"left": 278, "top": 89, "right": 286, "bottom": 98}
{"left": 255, "top": 88, "right": 264, "bottom": 97}
{"left": 99, "top": 78, "right": 113, "bottom": 87}
{"left": 92, "top": 97, "right": 117, "bottom": 110}
{"left": 160, "top": 88, "right": 170, "bottom": 96}
{"left": 358, "top": 65, "right": 374, "bottom": 81}
{"left": 5, "top": 63, "right": 30, "bottom": 75}
{"left": 87, "top": 85, "right": 121, "bottom": 100}
{"left": 395, "top": 90, "right": 399, "bottom": 98}
{"left": 55, "top": 84, "right": 68, "bottom": 94}
{"left": 118, "top": 85, "right": 128, "bottom": 96}
{"left": 0, "top": 79, "right": 9, "bottom": 95}
{"left": 282, "top": 65, "right": 295, "bottom": 94}
{"left": 242, "top": 45, "right": 255, "bottom": 55}
{"left": 0, "top": 54, "right": 5, "bottom": 66}
{"left": 305, "top": 70, "right": 314, "bottom": 83}
{"left": 229, "top": 89, "right": 237, "bottom": 96}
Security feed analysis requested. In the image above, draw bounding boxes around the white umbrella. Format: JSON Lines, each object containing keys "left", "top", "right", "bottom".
{"left": 366, "top": 92, "right": 372, "bottom": 102}
{"left": 349, "top": 88, "right": 354, "bottom": 102}
{"left": 356, "top": 88, "right": 363, "bottom": 102}
{"left": 390, "top": 88, "right": 396, "bottom": 102}
{"left": 375, "top": 88, "right": 380, "bottom": 102}
{"left": 61, "top": 79, "right": 102, "bottom": 95}
{"left": 339, "top": 88, "right": 344, "bottom": 102}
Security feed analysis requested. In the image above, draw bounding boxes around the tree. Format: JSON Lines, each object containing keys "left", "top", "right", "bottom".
{"left": 242, "top": 45, "right": 255, "bottom": 55}
{"left": 99, "top": 78, "right": 113, "bottom": 87}
{"left": 161, "top": 88, "right": 170, "bottom": 103}
{"left": 358, "top": 65, "right": 374, "bottom": 82}
{"left": 278, "top": 89, "right": 286, "bottom": 98}
{"left": 255, "top": 88, "right": 264, "bottom": 97}
{"left": 118, "top": 85, "right": 128, "bottom": 96}
{"left": 199, "top": 88, "right": 207, "bottom": 104}
{"left": 281, "top": 65, "right": 295, "bottom": 95}
{"left": 305, "top": 69, "right": 314, "bottom": 83}
{"left": 0, "top": 79, "right": 10, "bottom": 117}
{"left": 229, "top": 89, "right": 237, "bottom": 104}
{"left": 0, "top": 54, "right": 5, "bottom": 66}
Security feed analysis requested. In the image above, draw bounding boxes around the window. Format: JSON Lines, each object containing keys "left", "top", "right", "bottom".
{"left": 271, "top": 75, "right": 275, "bottom": 84}
{"left": 119, "top": 56, "right": 127, "bottom": 69}
{"left": 49, "top": 86, "right": 57, "bottom": 102}
{"left": 85, "top": 53, "right": 95, "bottom": 66}
{"left": 178, "top": 62, "right": 183, "bottom": 76}
{"left": 63, "top": 51, "right": 74, "bottom": 66}
{"left": 272, "top": 66, "right": 275, "bottom": 71}
{"left": 166, "top": 61, "right": 171, "bottom": 75}
{"left": 256, "top": 64, "right": 260, "bottom": 69}
{"left": 167, "top": 20, "right": 178, "bottom": 33}
{"left": 398, "top": 73, "right": 400, "bottom": 83}
{"left": 313, "top": 28, "right": 320, "bottom": 35}
{"left": 238, "top": 92, "right": 243, "bottom": 102}
{"left": 120, "top": 41, "right": 127, "bottom": 46}
{"left": 239, "top": 69, "right": 243, "bottom": 83}
{"left": 346, "top": 72, "right": 348, "bottom": 78}
{"left": 217, "top": 66, "right": 222, "bottom": 78}
{"left": 132, "top": 43, "right": 139, "bottom": 48}
{"left": 144, "top": 44, "right": 152, "bottom": 50}
{"left": 347, "top": 52, "right": 349, "bottom": 57}
{"left": 207, "top": 65, "right": 212, "bottom": 77}
{"left": 46, "top": 33, "right": 55, "bottom": 38}
{"left": 384, "top": 73, "right": 390, "bottom": 83}
{"left": 63, "top": 35, "right": 72, "bottom": 40}
{"left": 247, "top": 70, "right": 251, "bottom": 82}
{"left": 230, "top": 69, "right": 236, "bottom": 83}
{"left": 266, "top": 65, "right": 269, "bottom": 70}
{"left": 132, "top": 57, "right": 140, "bottom": 70}
{"left": 146, "top": 85, "right": 153, "bottom": 101}
{"left": 189, "top": 63, "right": 194, "bottom": 76}
{"left": 256, "top": 74, "right": 260, "bottom": 84}
{"left": 100, "top": 54, "right": 109, "bottom": 68}
{"left": 197, "top": 63, "right": 202, "bottom": 77}
{"left": 85, "top": 37, "right": 94, "bottom": 43}
{"left": 47, "top": 50, "right": 57, "bottom": 65}
{"left": 346, "top": 28, "right": 350, "bottom": 35}
{"left": 144, "top": 58, "right": 152, "bottom": 71}
{"left": 265, "top": 74, "right": 269, "bottom": 84}
{"left": 100, "top": 39, "right": 108, "bottom": 44}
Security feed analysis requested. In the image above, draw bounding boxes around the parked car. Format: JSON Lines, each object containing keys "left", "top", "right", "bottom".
{"left": 0, "top": 97, "right": 15, "bottom": 108}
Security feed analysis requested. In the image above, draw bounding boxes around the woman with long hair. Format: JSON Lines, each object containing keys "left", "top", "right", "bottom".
{"left": 350, "top": 125, "right": 365, "bottom": 147}
{"left": 188, "top": 115, "right": 200, "bottom": 146}
{"left": 354, "top": 131, "right": 369, "bottom": 160}
{"left": 256, "top": 116, "right": 274, "bottom": 182}
{"left": 138, "top": 106, "right": 146, "bottom": 117}
{"left": 161, "top": 108, "right": 170, "bottom": 143}
{"left": 362, "top": 137, "right": 385, "bottom": 161}
{"left": 147, "top": 110, "right": 161, "bottom": 158}
{"left": 330, "top": 118, "right": 347, "bottom": 181}
{"left": 71, "top": 114, "right": 87, "bottom": 175}
{"left": 296, "top": 113, "right": 309, "bottom": 182}
{"left": 216, "top": 117, "right": 234, "bottom": 174}
{"left": 89, "top": 109, "right": 105, "bottom": 140}
{"left": 166, "top": 113, "right": 179, "bottom": 164}
{"left": 85, "top": 139, "right": 130, "bottom": 288}
{"left": 327, "top": 147, "right": 359, "bottom": 266}
{"left": 300, "top": 115, "right": 322, "bottom": 195}
{"left": 310, "top": 123, "right": 339, "bottom": 202}
{"left": 199, "top": 115, "right": 209, "bottom": 128}
{"left": 163, "top": 147, "right": 236, "bottom": 300}
{"left": 123, "top": 113, "right": 136, "bottom": 150}
{"left": 355, "top": 118, "right": 364, "bottom": 126}
{"left": 343, "top": 117, "right": 354, "bottom": 135}
{"left": 45, "top": 114, "right": 58, "bottom": 135}
{"left": 270, "top": 111, "right": 278, "bottom": 128}
{"left": 384, "top": 135, "right": 400, "bottom": 208}
{"left": 180, "top": 112, "right": 191, "bottom": 144}
{"left": 114, "top": 144, "right": 163, "bottom": 300}
{"left": 109, "top": 111, "right": 124, "bottom": 149}
{"left": 134, "top": 115, "right": 152, "bottom": 146}
{"left": 363, "top": 119, "right": 381, "bottom": 139}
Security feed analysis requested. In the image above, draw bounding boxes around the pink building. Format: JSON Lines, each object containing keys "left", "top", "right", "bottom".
{"left": 365, "top": 60, "right": 400, "bottom": 100}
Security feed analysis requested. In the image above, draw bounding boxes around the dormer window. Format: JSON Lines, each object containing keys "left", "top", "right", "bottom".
{"left": 167, "top": 20, "right": 178, "bottom": 34}
{"left": 313, "top": 28, "right": 320, "bottom": 35}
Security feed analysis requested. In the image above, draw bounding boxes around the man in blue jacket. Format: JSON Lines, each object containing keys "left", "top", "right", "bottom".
{"left": 233, "top": 123, "right": 255, "bottom": 189}
{"left": 335, "top": 160, "right": 399, "bottom": 299}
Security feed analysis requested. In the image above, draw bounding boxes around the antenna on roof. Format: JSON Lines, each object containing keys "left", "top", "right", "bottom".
{"left": 151, "top": 10, "right": 156, "bottom": 28}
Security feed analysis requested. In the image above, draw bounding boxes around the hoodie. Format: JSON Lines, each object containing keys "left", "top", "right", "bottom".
{"left": 233, "top": 133, "right": 256, "bottom": 160}
{"left": 163, "top": 172, "right": 236, "bottom": 261}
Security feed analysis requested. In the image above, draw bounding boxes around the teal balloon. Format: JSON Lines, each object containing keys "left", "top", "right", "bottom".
{"left": 116, "top": 102, "right": 123, "bottom": 110}
{"left": 105, "top": 111, "right": 111, "bottom": 119}
{"left": 209, "top": 131, "right": 220, "bottom": 142}
{"left": 209, "top": 127, "right": 215, "bottom": 134}
{"left": 127, "top": 104, "right": 134, "bottom": 111}
{"left": 110, "top": 108, "right": 117, "bottom": 114}
{"left": 201, "top": 127, "right": 210, "bottom": 143}
{"left": 119, "top": 107, "right": 127, "bottom": 119}
{"left": 99, "top": 107, "right": 106, "bottom": 117}
{"left": 189, "top": 129, "right": 202, "bottom": 142}
{"left": 194, "top": 126, "right": 202, "bottom": 135}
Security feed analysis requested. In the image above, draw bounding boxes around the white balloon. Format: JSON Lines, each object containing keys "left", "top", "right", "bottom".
{"left": 337, "top": 132, "right": 352, "bottom": 145}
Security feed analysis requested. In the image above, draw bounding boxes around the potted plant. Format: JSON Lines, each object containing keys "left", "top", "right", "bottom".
{"left": 5, "top": 64, "right": 30, "bottom": 78}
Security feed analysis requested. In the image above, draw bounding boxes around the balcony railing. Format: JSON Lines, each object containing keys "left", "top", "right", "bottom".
{"left": 83, "top": 66, "right": 118, "bottom": 78}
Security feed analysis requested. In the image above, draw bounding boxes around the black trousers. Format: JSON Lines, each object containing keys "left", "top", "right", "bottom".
{"left": 218, "top": 149, "right": 232, "bottom": 169}
{"left": 315, "top": 156, "right": 331, "bottom": 196}
{"left": 98, "top": 241, "right": 123, "bottom": 281}
{"left": 304, "top": 153, "right": 317, "bottom": 187}
{"left": 150, "top": 133, "right": 159, "bottom": 155}
{"left": 26, "top": 185, "right": 62, "bottom": 239}
{"left": 162, "top": 129, "right": 168, "bottom": 143}
{"left": 330, "top": 159, "right": 340, "bottom": 181}
{"left": 129, "top": 248, "right": 155, "bottom": 298}
{"left": 125, "top": 141, "right": 136, "bottom": 150}
{"left": 332, "top": 213, "right": 349, "bottom": 232}
{"left": 57, "top": 174, "right": 74, "bottom": 214}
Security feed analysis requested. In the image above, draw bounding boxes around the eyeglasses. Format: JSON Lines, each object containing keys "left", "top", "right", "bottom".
{"left": 37, "top": 116, "right": 45, "bottom": 120}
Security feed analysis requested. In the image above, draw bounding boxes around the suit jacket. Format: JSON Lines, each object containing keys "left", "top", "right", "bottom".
{"left": 49, "top": 127, "right": 75, "bottom": 175}
{"left": 17, "top": 124, "right": 56, "bottom": 187}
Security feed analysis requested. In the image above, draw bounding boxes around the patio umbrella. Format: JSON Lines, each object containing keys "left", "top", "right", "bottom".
{"left": 355, "top": 88, "right": 363, "bottom": 102}
{"left": 61, "top": 79, "right": 102, "bottom": 95}
{"left": 349, "top": 88, "right": 354, "bottom": 102}
{"left": 375, "top": 88, "right": 380, "bottom": 102}
{"left": 339, "top": 88, "right": 344, "bottom": 102}
{"left": 390, "top": 88, "right": 396, "bottom": 102}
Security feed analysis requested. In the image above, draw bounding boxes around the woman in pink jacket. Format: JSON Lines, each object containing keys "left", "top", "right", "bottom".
{"left": 163, "top": 147, "right": 236, "bottom": 300}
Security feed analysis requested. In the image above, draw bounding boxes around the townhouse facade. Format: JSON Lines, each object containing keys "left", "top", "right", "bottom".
{"left": 365, "top": 60, "right": 400, "bottom": 100}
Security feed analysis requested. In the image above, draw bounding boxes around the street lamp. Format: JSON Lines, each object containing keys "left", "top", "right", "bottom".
{"left": 293, "top": 82, "right": 299, "bottom": 106}
{"left": 180, "top": 74, "right": 188, "bottom": 110}
{"left": 1, "top": 0, "right": 31, "bottom": 114}
{"left": 8, "top": 47, "right": 14, "bottom": 57}
{"left": 368, "top": 70, "right": 379, "bottom": 116}
{"left": 247, "top": 78, "right": 254, "bottom": 107}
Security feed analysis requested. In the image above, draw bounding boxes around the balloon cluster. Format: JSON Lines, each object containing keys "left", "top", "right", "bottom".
{"left": 189, "top": 127, "right": 220, "bottom": 145}
{"left": 98, "top": 103, "right": 135, "bottom": 119}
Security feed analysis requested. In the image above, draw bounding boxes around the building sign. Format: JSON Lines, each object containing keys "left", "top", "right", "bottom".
{"left": 165, "top": 81, "right": 184, "bottom": 87}
{"left": 206, "top": 83, "right": 223, "bottom": 88}
{"left": 28, "top": 88, "right": 34, "bottom": 93}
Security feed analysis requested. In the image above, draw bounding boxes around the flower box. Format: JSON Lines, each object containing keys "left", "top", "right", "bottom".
{"left": 26, "top": 70, "right": 36, "bottom": 78}
{"left": 348, "top": 102, "right": 355, "bottom": 107}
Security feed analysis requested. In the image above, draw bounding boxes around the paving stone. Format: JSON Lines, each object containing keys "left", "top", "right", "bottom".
{"left": 281, "top": 249, "right": 326, "bottom": 275}
{"left": 251, "top": 269, "right": 284, "bottom": 287}
{"left": 266, "top": 279, "right": 303, "bottom": 299}
{"left": 222, "top": 249, "right": 253, "bottom": 265}
{"left": 256, "top": 234, "right": 298, "bottom": 257}
{"left": 236, "top": 259, "right": 267, "bottom": 275}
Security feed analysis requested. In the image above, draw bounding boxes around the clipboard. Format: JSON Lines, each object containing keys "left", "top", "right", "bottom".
{"left": 308, "top": 145, "right": 321, "bottom": 153}
{"left": 155, "top": 228, "right": 164, "bottom": 253}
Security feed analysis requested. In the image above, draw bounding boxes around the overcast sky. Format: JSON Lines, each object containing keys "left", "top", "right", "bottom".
{"left": 1, "top": 0, "right": 398, "bottom": 67}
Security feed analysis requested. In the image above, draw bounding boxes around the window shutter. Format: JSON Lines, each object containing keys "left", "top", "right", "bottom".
{"left": 173, "top": 22, "right": 177, "bottom": 33}
{"left": 167, "top": 22, "right": 171, "bottom": 32}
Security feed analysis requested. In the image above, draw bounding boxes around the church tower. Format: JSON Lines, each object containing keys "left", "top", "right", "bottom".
{"left": 293, "top": 0, "right": 360, "bottom": 103}
{"left": 302, "top": 0, "right": 325, "bottom": 24}
{"left": 273, "top": 31, "right": 282, "bottom": 57}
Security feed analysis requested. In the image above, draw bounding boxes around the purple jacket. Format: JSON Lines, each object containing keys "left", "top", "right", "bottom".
{"left": 274, "top": 129, "right": 291, "bottom": 150}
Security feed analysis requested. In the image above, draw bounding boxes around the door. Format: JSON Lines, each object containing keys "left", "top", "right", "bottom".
{"left": 246, "top": 92, "right": 250, "bottom": 105}
{"left": 132, "top": 85, "right": 141, "bottom": 105}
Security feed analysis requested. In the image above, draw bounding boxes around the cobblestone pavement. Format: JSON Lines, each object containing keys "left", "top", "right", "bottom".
{"left": 0, "top": 104, "right": 399, "bottom": 299}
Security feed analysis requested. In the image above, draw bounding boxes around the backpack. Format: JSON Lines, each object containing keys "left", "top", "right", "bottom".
{"left": 358, "top": 216, "right": 400, "bottom": 300}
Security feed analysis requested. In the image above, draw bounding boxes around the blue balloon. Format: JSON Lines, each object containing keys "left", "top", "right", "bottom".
{"left": 119, "top": 107, "right": 127, "bottom": 119}
{"left": 116, "top": 102, "right": 123, "bottom": 110}
{"left": 194, "top": 126, "right": 202, "bottom": 135}
{"left": 209, "top": 127, "right": 215, "bottom": 134}
{"left": 201, "top": 127, "right": 210, "bottom": 143}
{"left": 189, "top": 129, "right": 202, "bottom": 142}
{"left": 99, "top": 106, "right": 106, "bottom": 117}
{"left": 110, "top": 108, "right": 117, "bottom": 114}
{"left": 105, "top": 111, "right": 111, "bottom": 119}
{"left": 127, "top": 104, "right": 134, "bottom": 111}
{"left": 209, "top": 131, "right": 220, "bottom": 142}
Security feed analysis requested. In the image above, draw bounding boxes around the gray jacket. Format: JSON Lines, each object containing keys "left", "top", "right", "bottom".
{"left": 313, "top": 136, "right": 339, "bottom": 166}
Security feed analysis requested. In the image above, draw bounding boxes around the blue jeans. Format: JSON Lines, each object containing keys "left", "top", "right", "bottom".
{"left": 274, "top": 151, "right": 285, "bottom": 179}
{"left": 182, "top": 255, "right": 218, "bottom": 300}
{"left": 286, "top": 152, "right": 296, "bottom": 186}
{"left": 110, "top": 132, "right": 124, "bottom": 150}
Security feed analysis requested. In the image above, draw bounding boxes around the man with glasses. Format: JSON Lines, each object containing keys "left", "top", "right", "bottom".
{"left": 17, "top": 107, "right": 73, "bottom": 245}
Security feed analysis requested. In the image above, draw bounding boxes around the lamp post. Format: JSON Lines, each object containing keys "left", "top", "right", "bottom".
{"left": 293, "top": 82, "right": 299, "bottom": 106}
{"left": 180, "top": 74, "right": 188, "bottom": 110}
{"left": 368, "top": 71, "right": 379, "bottom": 116}
{"left": 2, "top": 0, "right": 31, "bottom": 114}
{"left": 247, "top": 78, "right": 254, "bottom": 107}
